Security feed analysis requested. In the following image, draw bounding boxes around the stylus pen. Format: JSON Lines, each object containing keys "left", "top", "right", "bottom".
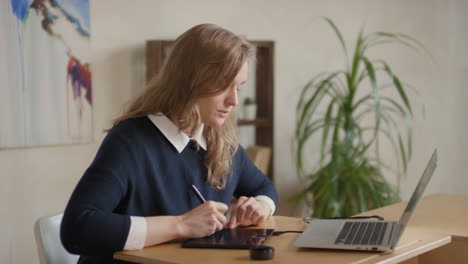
{"left": 191, "top": 184, "right": 207, "bottom": 204}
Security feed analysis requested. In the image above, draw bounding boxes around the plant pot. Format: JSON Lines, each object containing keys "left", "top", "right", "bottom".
{"left": 243, "top": 104, "right": 257, "bottom": 120}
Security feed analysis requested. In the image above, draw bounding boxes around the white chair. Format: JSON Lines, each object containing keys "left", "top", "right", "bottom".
{"left": 34, "top": 213, "right": 79, "bottom": 264}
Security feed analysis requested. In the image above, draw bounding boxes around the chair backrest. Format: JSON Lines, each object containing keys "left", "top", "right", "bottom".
{"left": 245, "top": 145, "right": 272, "bottom": 175}
{"left": 34, "top": 213, "right": 79, "bottom": 264}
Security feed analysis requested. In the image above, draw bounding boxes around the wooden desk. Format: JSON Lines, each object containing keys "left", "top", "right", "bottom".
{"left": 361, "top": 194, "right": 468, "bottom": 264}
{"left": 114, "top": 194, "right": 468, "bottom": 264}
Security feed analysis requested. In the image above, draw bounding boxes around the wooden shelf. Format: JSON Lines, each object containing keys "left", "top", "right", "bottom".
{"left": 238, "top": 118, "right": 272, "bottom": 127}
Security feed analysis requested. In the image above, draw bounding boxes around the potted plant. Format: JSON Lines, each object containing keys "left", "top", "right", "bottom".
{"left": 291, "top": 18, "right": 429, "bottom": 218}
{"left": 243, "top": 97, "right": 257, "bottom": 120}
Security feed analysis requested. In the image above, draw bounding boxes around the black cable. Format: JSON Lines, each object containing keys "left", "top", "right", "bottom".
{"left": 272, "top": 230, "right": 303, "bottom": 236}
{"left": 303, "top": 215, "right": 384, "bottom": 224}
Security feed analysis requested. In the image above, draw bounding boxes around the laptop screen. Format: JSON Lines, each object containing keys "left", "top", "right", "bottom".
{"left": 395, "top": 149, "right": 438, "bottom": 244}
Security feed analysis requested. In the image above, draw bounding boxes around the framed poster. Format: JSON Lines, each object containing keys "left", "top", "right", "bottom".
{"left": 0, "top": 0, "right": 92, "bottom": 148}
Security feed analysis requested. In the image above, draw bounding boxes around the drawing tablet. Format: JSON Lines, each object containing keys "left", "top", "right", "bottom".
{"left": 181, "top": 229, "right": 274, "bottom": 249}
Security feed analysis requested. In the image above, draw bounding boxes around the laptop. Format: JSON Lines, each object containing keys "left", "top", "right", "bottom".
{"left": 294, "top": 149, "right": 438, "bottom": 252}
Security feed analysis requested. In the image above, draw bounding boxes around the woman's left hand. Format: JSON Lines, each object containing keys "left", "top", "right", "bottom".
{"left": 226, "top": 196, "right": 271, "bottom": 229}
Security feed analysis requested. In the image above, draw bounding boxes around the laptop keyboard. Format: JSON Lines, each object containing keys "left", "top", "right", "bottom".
{"left": 334, "top": 222, "right": 388, "bottom": 245}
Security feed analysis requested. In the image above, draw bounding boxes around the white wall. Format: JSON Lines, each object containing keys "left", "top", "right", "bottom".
{"left": 1, "top": 0, "right": 467, "bottom": 263}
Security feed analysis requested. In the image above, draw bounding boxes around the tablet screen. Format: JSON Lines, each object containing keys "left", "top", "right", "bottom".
{"left": 181, "top": 229, "right": 274, "bottom": 249}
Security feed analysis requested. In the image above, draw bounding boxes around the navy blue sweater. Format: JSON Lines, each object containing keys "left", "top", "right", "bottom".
{"left": 60, "top": 116, "right": 278, "bottom": 264}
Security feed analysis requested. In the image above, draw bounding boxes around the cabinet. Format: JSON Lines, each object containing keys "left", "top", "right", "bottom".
{"left": 146, "top": 40, "right": 274, "bottom": 181}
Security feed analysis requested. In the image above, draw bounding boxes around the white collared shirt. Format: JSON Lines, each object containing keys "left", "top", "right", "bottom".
{"left": 147, "top": 113, "right": 207, "bottom": 152}
{"left": 123, "top": 113, "right": 276, "bottom": 250}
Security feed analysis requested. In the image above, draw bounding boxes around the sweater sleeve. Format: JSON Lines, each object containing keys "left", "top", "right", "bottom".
{"left": 233, "top": 146, "right": 279, "bottom": 208}
{"left": 60, "top": 130, "right": 136, "bottom": 255}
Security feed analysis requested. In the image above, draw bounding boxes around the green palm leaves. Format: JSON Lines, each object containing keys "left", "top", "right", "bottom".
{"left": 293, "top": 18, "right": 428, "bottom": 217}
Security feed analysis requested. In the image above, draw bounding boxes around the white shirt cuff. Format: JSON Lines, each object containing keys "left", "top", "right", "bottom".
{"left": 255, "top": 195, "right": 276, "bottom": 216}
{"left": 123, "top": 216, "right": 147, "bottom": 250}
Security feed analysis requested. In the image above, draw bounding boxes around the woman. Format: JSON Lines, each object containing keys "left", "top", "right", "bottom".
{"left": 60, "top": 24, "right": 278, "bottom": 264}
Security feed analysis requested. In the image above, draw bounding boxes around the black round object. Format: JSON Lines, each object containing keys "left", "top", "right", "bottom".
{"left": 249, "top": 245, "right": 274, "bottom": 260}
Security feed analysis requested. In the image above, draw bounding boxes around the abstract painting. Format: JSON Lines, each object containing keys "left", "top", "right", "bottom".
{"left": 0, "top": 0, "right": 92, "bottom": 148}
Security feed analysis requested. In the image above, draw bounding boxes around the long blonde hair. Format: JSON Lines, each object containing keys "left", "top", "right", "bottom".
{"left": 113, "top": 24, "right": 255, "bottom": 189}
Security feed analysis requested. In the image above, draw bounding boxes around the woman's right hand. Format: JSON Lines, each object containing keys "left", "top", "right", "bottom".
{"left": 177, "top": 201, "right": 228, "bottom": 238}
